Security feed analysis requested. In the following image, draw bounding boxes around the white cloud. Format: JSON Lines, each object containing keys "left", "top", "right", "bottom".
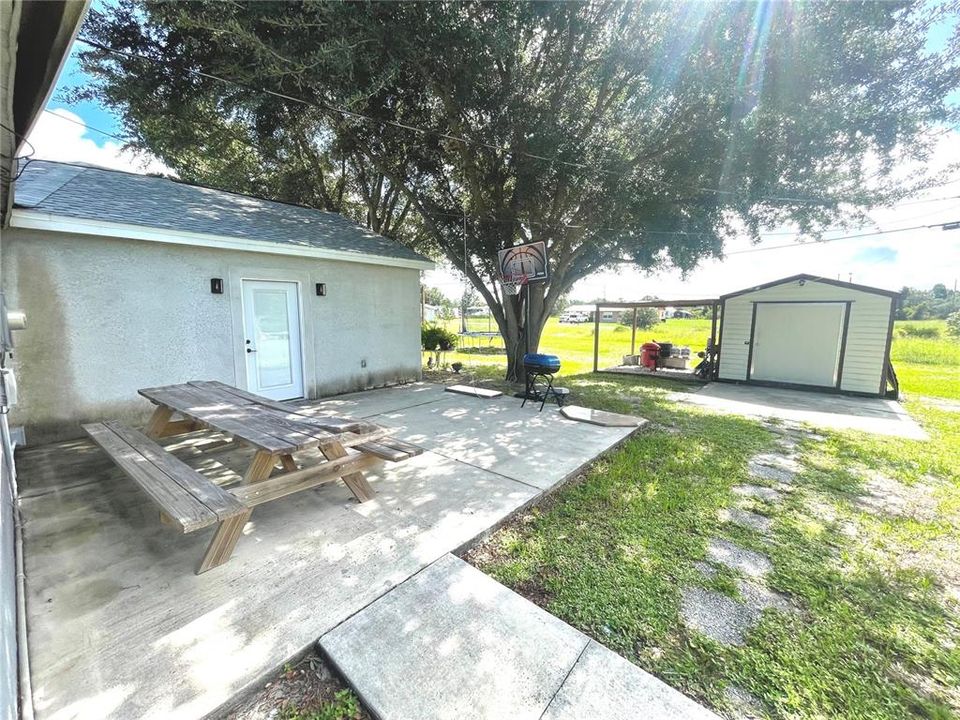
{"left": 25, "top": 109, "right": 172, "bottom": 176}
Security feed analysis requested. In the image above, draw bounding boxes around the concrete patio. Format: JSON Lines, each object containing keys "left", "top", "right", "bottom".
{"left": 670, "top": 382, "right": 928, "bottom": 439}
{"left": 17, "top": 383, "right": 650, "bottom": 720}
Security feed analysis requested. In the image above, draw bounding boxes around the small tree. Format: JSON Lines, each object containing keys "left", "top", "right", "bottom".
{"left": 947, "top": 310, "right": 960, "bottom": 338}
{"left": 619, "top": 307, "right": 660, "bottom": 330}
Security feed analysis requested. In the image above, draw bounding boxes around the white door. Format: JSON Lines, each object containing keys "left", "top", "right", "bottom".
{"left": 242, "top": 280, "right": 304, "bottom": 400}
{"left": 750, "top": 303, "right": 845, "bottom": 388}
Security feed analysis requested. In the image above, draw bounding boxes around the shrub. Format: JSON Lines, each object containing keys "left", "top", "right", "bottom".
{"left": 421, "top": 323, "right": 458, "bottom": 351}
{"left": 947, "top": 311, "right": 960, "bottom": 338}
{"left": 618, "top": 307, "right": 660, "bottom": 330}
{"left": 897, "top": 325, "right": 941, "bottom": 339}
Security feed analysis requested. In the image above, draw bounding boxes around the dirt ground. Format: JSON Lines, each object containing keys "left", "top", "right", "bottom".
{"left": 221, "top": 652, "right": 370, "bottom": 720}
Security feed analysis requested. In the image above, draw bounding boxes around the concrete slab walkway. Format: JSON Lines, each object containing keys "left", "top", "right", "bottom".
{"left": 17, "top": 383, "right": 639, "bottom": 720}
{"left": 671, "top": 382, "right": 927, "bottom": 439}
{"left": 322, "top": 554, "right": 719, "bottom": 720}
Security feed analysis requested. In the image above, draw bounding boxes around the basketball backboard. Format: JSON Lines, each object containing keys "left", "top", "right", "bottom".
{"left": 498, "top": 241, "right": 549, "bottom": 283}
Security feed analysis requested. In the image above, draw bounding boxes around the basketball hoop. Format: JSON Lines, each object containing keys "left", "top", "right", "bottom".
{"left": 501, "top": 274, "right": 528, "bottom": 296}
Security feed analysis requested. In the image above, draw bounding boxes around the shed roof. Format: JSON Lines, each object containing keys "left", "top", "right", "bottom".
{"left": 12, "top": 159, "right": 432, "bottom": 267}
{"left": 720, "top": 273, "right": 901, "bottom": 300}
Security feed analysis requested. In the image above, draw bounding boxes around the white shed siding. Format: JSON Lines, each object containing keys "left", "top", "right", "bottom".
{"left": 718, "top": 279, "right": 893, "bottom": 395}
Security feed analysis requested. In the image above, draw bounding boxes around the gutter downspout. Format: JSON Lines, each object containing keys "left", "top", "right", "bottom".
{"left": 2, "top": 408, "right": 31, "bottom": 720}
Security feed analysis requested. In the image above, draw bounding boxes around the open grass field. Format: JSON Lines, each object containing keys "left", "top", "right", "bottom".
{"left": 451, "top": 370, "right": 960, "bottom": 719}
{"left": 427, "top": 316, "right": 960, "bottom": 400}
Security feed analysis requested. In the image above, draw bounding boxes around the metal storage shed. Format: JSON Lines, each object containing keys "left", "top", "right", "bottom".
{"left": 716, "top": 274, "right": 900, "bottom": 397}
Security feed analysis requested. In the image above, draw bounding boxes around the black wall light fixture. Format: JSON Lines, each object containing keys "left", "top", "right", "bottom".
{"left": 316, "top": 283, "right": 326, "bottom": 297}
{"left": 210, "top": 278, "right": 224, "bottom": 294}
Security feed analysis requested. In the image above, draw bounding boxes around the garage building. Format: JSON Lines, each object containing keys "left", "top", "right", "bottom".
{"left": 4, "top": 160, "right": 433, "bottom": 444}
{"left": 717, "top": 274, "right": 899, "bottom": 397}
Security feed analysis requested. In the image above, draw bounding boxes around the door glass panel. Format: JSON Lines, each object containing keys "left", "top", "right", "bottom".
{"left": 253, "top": 289, "right": 292, "bottom": 388}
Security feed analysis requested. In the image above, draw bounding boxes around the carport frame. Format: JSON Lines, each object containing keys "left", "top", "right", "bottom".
{"left": 591, "top": 298, "right": 720, "bottom": 376}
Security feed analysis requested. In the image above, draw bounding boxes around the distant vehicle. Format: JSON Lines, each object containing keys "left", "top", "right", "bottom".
{"left": 559, "top": 310, "right": 590, "bottom": 323}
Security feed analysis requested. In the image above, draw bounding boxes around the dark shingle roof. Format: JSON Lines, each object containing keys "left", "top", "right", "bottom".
{"left": 14, "top": 160, "right": 432, "bottom": 265}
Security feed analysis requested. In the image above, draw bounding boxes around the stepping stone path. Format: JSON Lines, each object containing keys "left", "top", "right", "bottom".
{"left": 732, "top": 484, "right": 783, "bottom": 503}
{"left": 706, "top": 538, "right": 771, "bottom": 579}
{"left": 680, "top": 587, "right": 760, "bottom": 646}
{"left": 718, "top": 507, "right": 773, "bottom": 534}
{"left": 681, "top": 422, "right": 803, "bottom": 650}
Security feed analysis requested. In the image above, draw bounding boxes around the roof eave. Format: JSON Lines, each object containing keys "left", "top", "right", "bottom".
{"left": 9, "top": 208, "right": 435, "bottom": 271}
{"left": 719, "top": 273, "right": 901, "bottom": 300}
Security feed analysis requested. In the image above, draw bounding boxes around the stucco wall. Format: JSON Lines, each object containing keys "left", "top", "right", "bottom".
{"left": 718, "top": 278, "right": 894, "bottom": 395}
{"left": 2, "top": 228, "right": 422, "bottom": 443}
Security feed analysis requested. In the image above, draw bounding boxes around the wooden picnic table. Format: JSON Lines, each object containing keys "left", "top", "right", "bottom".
{"left": 83, "top": 380, "right": 422, "bottom": 573}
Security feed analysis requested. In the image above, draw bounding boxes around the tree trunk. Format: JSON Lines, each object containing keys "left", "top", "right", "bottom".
{"left": 501, "top": 283, "right": 549, "bottom": 384}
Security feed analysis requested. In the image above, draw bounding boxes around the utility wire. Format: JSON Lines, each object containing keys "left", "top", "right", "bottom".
{"left": 75, "top": 36, "right": 951, "bottom": 209}
{"left": 31, "top": 103, "right": 960, "bottom": 249}
{"left": 725, "top": 221, "right": 959, "bottom": 255}
{"left": 41, "top": 108, "right": 129, "bottom": 142}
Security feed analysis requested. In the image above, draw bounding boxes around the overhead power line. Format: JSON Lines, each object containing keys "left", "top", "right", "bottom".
{"left": 725, "top": 220, "right": 960, "bottom": 255}
{"left": 41, "top": 108, "right": 128, "bottom": 142}
{"left": 74, "top": 36, "right": 952, "bottom": 209}
{"left": 32, "top": 102, "right": 960, "bottom": 251}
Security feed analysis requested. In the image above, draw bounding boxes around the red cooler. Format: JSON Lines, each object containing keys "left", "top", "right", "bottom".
{"left": 640, "top": 341, "right": 661, "bottom": 370}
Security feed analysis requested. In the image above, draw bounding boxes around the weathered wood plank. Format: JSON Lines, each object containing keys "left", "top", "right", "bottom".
{"left": 243, "top": 450, "right": 278, "bottom": 484}
{"left": 376, "top": 436, "right": 425, "bottom": 458}
{"left": 140, "top": 384, "right": 298, "bottom": 454}
{"left": 83, "top": 422, "right": 217, "bottom": 533}
{"left": 192, "top": 380, "right": 368, "bottom": 432}
{"left": 197, "top": 509, "right": 252, "bottom": 573}
{"left": 319, "top": 441, "right": 375, "bottom": 503}
{"left": 353, "top": 441, "right": 409, "bottom": 462}
{"left": 104, "top": 421, "right": 246, "bottom": 521}
{"left": 144, "top": 405, "right": 174, "bottom": 438}
{"left": 230, "top": 453, "right": 381, "bottom": 507}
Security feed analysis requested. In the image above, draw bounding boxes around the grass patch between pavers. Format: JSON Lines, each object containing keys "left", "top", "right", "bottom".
{"left": 463, "top": 373, "right": 960, "bottom": 720}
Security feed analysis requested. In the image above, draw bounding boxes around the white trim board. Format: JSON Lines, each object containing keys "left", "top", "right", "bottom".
{"left": 9, "top": 208, "right": 435, "bottom": 271}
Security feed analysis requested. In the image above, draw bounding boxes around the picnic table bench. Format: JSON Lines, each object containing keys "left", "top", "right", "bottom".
{"left": 83, "top": 380, "right": 422, "bottom": 573}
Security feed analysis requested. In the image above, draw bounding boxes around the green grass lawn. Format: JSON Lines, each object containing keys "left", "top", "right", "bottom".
{"left": 463, "top": 373, "right": 960, "bottom": 719}
{"left": 431, "top": 315, "right": 714, "bottom": 376}
{"left": 429, "top": 316, "right": 960, "bottom": 400}
{"left": 891, "top": 320, "right": 960, "bottom": 400}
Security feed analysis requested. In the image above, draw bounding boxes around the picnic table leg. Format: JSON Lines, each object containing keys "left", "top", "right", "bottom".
{"left": 244, "top": 450, "right": 277, "bottom": 483}
{"left": 144, "top": 405, "right": 174, "bottom": 438}
{"left": 320, "top": 441, "right": 375, "bottom": 502}
{"left": 279, "top": 454, "right": 298, "bottom": 472}
{"left": 198, "top": 509, "right": 253, "bottom": 573}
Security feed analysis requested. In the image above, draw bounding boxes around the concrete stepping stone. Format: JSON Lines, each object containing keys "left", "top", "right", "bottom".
{"left": 736, "top": 579, "right": 793, "bottom": 614}
{"left": 560, "top": 405, "right": 648, "bottom": 428}
{"left": 718, "top": 507, "right": 773, "bottom": 534}
{"left": 748, "top": 459, "right": 796, "bottom": 485}
{"left": 733, "top": 484, "right": 783, "bottom": 503}
{"left": 724, "top": 685, "right": 767, "bottom": 719}
{"left": 680, "top": 587, "right": 760, "bottom": 646}
{"left": 750, "top": 452, "right": 801, "bottom": 472}
{"left": 706, "top": 539, "right": 772, "bottom": 579}
{"left": 693, "top": 561, "right": 718, "bottom": 580}
{"left": 854, "top": 472, "right": 938, "bottom": 521}
{"left": 541, "top": 640, "right": 721, "bottom": 720}
{"left": 445, "top": 385, "right": 503, "bottom": 399}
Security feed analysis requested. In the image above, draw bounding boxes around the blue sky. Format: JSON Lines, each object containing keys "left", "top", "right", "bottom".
{"left": 28, "top": 2, "right": 960, "bottom": 297}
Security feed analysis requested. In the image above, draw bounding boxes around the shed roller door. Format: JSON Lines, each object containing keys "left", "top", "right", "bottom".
{"left": 750, "top": 303, "right": 845, "bottom": 388}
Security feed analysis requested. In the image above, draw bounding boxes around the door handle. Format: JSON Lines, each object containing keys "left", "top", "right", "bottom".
{"left": 246, "top": 348, "right": 257, "bottom": 353}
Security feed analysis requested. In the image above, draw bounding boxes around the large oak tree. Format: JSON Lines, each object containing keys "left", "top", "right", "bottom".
{"left": 76, "top": 1, "right": 958, "bottom": 379}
